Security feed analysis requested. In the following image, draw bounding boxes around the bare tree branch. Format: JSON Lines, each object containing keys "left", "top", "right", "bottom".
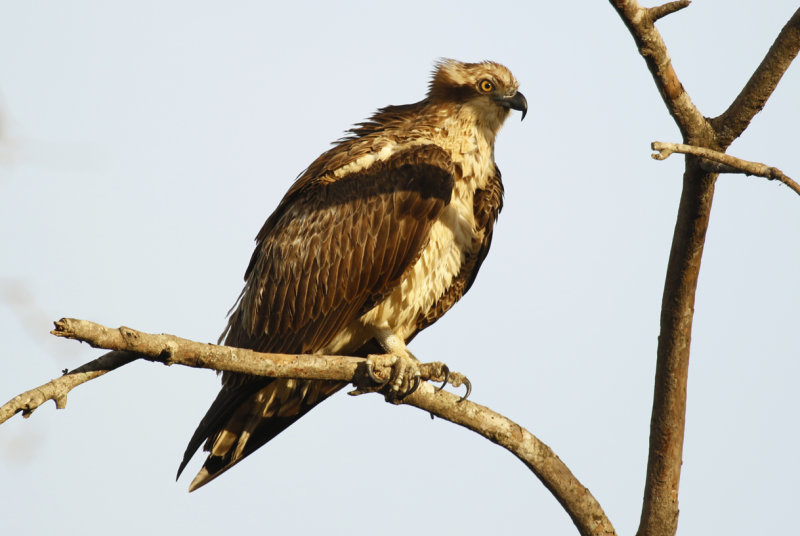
{"left": 49, "top": 318, "right": 368, "bottom": 382}
{"left": 610, "top": 4, "right": 717, "bottom": 536}
{"left": 1, "top": 318, "right": 617, "bottom": 536}
{"left": 403, "top": 385, "right": 617, "bottom": 536}
{"left": 648, "top": 0, "right": 691, "bottom": 23}
{"left": 0, "top": 350, "right": 138, "bottom": 423}
{"left": 4, "top": 7, "right": 794, "bottom": 536}
{"left": 611, "top": 4, "right": 800, "bottom": 536}
{"left": 609, "top": 0, "right": 712, "bottom": 140}
{"left": 652, "top": 142, "right": 800, "bottom": 196}
{"left": 713, "top": 8, "right": 800, "bottom": 147}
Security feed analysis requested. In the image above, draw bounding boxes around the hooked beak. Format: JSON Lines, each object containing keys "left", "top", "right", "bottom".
{"left": 494, "top": 91, "right": 528, "bottom": 120}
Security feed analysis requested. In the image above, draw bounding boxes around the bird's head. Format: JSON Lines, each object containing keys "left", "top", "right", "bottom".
{"left": 428, "top": 59, "right": 527, "bottom": 132}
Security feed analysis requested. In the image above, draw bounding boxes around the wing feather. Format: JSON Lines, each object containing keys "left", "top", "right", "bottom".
{"left": 178, "top": 144, "right": 456, "bottom": 487}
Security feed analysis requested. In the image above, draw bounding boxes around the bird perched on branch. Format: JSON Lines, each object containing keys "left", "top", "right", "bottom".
{"left": 178, "top": 59, "right": 527, "bottom": 491}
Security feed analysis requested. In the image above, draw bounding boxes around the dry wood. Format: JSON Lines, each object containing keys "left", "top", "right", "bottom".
{"left": 0, "top": 350, "right": 137, "bottom": 423}
{"left": 3, "top": 5, "right": 798, "bottom": 536}
{"left": 1, "top": 318, "right": 617, "bottom": 536}
{"left": 610, "top": 4, "right": 800, "bottom": 536}
{"left": 610, "top": 3, "right": 715, "bottom": 535}
{"left": 713, "top": 9, "right": 800, "bottom": 147}
{"left": 648, "top": 1, "right": 691, "bottom": 23}
{"left": 609, "top": 0, "right": 712, "bottom": 139}
{"left": 652, "top": 142, "right": 800, "bottom": 196}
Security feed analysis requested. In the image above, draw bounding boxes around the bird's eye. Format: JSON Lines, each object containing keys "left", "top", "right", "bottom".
{"left": 479, "top": 79, "right": 494, "bottom": 93}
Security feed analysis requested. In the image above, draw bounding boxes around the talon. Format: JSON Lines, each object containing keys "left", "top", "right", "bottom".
{"left": 366, "top": 361, "right": 389, "bottom": 385}
{"left": 458, "top": 377, "right": 472, "bottom": 402}
{"left": 400, "top": 375, "right": 421, "bottom": 399}
{"left": 435, "top": 365, "right": 450, "bottom": 392}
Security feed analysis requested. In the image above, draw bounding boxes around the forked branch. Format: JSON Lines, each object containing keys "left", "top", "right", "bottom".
{"left": 0, "top": 318, "right": 617, "bottom": 536}
{"left": 611, "top": 3, "right": 800, "bottom": 536}
{"left": 609, "top": 0, "right": 710, "bottom": 139}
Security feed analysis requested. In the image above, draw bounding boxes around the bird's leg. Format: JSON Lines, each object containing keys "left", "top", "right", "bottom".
{"left": 349, "top": 326, "right": 472, "bottom": 401}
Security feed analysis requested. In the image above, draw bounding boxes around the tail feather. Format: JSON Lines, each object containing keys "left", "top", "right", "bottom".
{"left": 178, "top": 378, "right": 345, "bottom": 492}
{"left": 176, "top": 380, "right": 261, "bottom": 481}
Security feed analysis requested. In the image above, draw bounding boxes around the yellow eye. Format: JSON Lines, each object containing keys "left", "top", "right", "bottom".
{"left": 479, "top": 79, "right": 494, "bottom": 93}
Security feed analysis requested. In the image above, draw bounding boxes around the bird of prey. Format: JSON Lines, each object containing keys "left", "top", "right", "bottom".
{"left": 177, "top": 59, "right": 527, "bottom": 491}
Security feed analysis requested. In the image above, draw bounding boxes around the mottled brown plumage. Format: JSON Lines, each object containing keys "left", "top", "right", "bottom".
{"left": 178, "top": 59, "right": 526, "bottom": 491}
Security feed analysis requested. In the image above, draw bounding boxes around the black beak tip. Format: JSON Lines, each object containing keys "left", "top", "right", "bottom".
{"left": 517, "top": 92, "right": 528, "bottom": 121}
{"left": 495, "top": 91, "right": 528, "bottom": 121}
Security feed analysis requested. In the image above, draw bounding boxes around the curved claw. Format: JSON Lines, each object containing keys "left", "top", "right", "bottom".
{"left": 457, "top": 377, "right": 472, "bottom": 403}
{"left": 435, "top": 365, "right": 450, "bottom": 392}
{"left": 366, "top": 361, "right": 389, "bottom": 386}
{"left": 399, "top": 375, "right": 421, "bottom": 400}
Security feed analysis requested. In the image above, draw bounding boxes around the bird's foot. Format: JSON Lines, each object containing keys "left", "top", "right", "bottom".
{"left": 366, "top": 353, "right": 420, "bottom": 401}
{"left": 349, "top": 356, "right": 471, "bottom": 402}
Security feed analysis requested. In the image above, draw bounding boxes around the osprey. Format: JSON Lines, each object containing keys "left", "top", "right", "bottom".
{"left": 178, "top": 59, "right": 527, "bottom": 491}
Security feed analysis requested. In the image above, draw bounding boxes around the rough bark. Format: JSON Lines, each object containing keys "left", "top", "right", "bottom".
{"left": 609, "top": 3, "right": 800, "bottom": 536}
{"left": 3, "top": 5, "right": 798, "bottom": 536}
{"left": 1, "top": 318, "right": 617, "bottom": 536}
{"left": 652, "top": 142, "right": 800, "bottom": 196}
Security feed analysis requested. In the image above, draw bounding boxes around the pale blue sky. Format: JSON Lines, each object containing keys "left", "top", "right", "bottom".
{"left": 1, "top": 2, "right": 798, "bottom": 535}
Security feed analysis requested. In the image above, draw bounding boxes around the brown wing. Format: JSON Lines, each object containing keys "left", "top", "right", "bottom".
{"left": 177, "top": 144, "right": 455, "bottom": 489}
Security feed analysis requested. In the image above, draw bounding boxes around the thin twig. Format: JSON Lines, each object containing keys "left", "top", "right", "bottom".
{"left": 648, "top": 1, "right": 691, "bottom": 23}
{"left": 0, "top": 350, "right": 138, "bottom": 423}
{"left": 2, "top": 318, "right": 617, "bottom": 536}
{"left": 652, "top": 142, "right": 800, "bottom": 196}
